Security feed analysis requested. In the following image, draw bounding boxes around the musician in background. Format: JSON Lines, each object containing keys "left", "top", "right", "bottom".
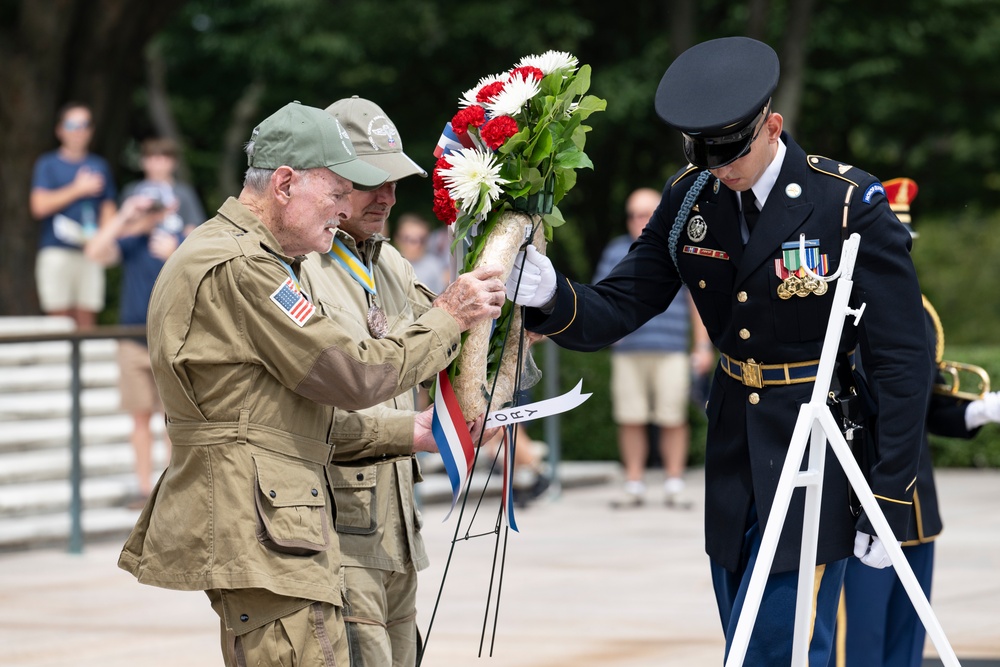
{"left": 832, "top": 177, "right": 1000, "bottom": 667}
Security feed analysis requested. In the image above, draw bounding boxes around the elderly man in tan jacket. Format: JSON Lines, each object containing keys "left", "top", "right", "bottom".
{"left": 118, "top": 101, "right": 505, "bottom": 667}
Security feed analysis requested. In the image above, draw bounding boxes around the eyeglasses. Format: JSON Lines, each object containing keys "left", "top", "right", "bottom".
{"left": 61, "top": 120, "right": 92, "bottom": 131}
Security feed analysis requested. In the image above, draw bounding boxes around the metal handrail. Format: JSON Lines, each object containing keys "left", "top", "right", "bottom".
{"left": 0, "top": 324, "right": 147, "bottom": 554}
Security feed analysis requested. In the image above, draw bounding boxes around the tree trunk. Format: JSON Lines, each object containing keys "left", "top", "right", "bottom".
{"left": 774, "top": 0, "right": 816, "bottom": 136}
{"left": 0, "top": 0, "right": 185, "bottom": 315}
{"left": 217, "top": 78, "right": 267, "bottom": 201}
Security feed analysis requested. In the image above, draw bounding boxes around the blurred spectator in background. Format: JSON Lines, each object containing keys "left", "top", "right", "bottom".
{"left": 30, "top": 101, "right": 117, "bottom": 329}
{"left": 393, "top": 212, "right": 449, "bottom": 294}
{"left": 121, "top": 137, "right": 205, "bottom": 236}
{"left": 84, "top": 140, "right": 196, "bottom": 505}
{"left": 594, "top": 187, "right": 714, "bottom": 509}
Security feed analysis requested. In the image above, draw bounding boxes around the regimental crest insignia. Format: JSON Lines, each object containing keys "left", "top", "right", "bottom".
{"left": 687, "top": 215, "right": 708, "bottom": 242}
{"left": 774, "top": 239, "right": 830, "bottom": 299}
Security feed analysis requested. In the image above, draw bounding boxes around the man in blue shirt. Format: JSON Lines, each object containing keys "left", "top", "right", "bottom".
{"left": 30, "top": 101, "right": 117, "bottom": 329}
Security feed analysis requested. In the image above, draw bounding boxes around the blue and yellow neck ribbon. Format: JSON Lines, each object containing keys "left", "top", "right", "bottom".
{"left": 328, "top": 237, "right": 376, "bottom": 296}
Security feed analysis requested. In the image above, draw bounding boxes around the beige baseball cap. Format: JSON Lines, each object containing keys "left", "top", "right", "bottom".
{"left": 247, "top": 101, "right": 389, "bottom": 189}
{"left": 325, "top": 96, "right": 427, "bottom": 181}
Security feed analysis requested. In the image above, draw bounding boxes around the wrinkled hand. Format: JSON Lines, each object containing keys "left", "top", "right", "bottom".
{"left": 468, "top": 413, "right": 500, "bottom": 446}
{"left": 412, "top": 406, "right": 438, "bottom": 453}
{"left": 505, "top": 245, "right": 556, "bottom": 308}
{"left": 965, "top": 391, "right": 1000, "bottom": 430}
{"left": 854, "top": 531, "right": 897, "bottom": 569}
{"left": 433, "top": 264, "right": 506, "bottom": 331}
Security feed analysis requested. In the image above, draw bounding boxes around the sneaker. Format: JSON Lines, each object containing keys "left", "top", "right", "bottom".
{"left": 664, "top": 477, "right": 693, "bottom": 509}
{"left": 609, "top": 489, "right": 644, "bottom": 509}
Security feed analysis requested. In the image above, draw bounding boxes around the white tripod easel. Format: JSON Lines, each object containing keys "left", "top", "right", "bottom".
{"left": 724, "top": 233, "right": 961, "bottom": 667}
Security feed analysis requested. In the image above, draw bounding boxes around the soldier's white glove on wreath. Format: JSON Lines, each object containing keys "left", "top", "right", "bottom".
{"left": 965, "top": 391, "right": 1000, "bottom": 430}
{"left": 506, "top": 245, "right": 556, "bottom": 308}
{"left": 854, "top": 531, "right": 897, "bottom": 569}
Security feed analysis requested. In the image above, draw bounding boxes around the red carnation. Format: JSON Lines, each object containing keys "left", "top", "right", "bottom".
{"left": 451, "top": 105, "right": 486, "bottom": 136}
{"left": 432, "top": 188, "right": 458, "bottom": 225}
{"left": 509, "top": 66, "right": 544, "bottom": 82}
{"left": 480, "top": 115, "right": 519, "bottom": 150}
{"left": 476, "top": 81, "right": 507, "bottom": 103}
{"left": 432, "top": 156, "right": 451, "bottom": 190}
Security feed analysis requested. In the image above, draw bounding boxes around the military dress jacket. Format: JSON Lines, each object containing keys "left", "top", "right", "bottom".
{"left": 118, "top": 198, "right": 460, "bottom": 609}
{"left": 904, "top": 297, "right": 980, "bottom": 544}
{"left": 525, "top": 134, "right": 932, "bottom": 573}
{"left": 300, "top": 232, "right": 438, "bottom": 574}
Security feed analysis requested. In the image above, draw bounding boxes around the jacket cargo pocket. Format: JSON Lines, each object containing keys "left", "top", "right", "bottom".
{"left": 329, "top": 464, "right": 378, "bottom": 535}
{"left": 253, "top": 452, "right": 331, "bottom": 555}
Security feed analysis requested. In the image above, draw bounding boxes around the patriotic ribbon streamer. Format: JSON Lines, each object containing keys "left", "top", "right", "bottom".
{"left": 500, "top": 426, "right": 519, "bottom": 532}
{"left": 433, "top": 121, "right": 474, "bottom": 158}
{"left": 431, "top": 370, "right": 476, "bottom": 520}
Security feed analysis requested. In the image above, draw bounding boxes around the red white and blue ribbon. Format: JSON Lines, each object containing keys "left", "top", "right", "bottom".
{"left": 432, "top": 370, "right": 476, "bottom": 519}
{"left": 500, "top": 426, "right": 519, "bottom": 532}
{"left": 433, "top": 122, "right": 473, "bottom": 158}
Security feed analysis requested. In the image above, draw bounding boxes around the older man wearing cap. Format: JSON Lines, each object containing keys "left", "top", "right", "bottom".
{"left": 297, "top": 95, "right": 446, "bottom": 666}
{"left": 507, "top": 37, "right": 932, "bottom": 664}
{"left": 117, "top": 101, "right": 506, "bottom": 667}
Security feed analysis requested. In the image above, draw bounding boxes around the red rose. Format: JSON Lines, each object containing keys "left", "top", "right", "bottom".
{"left": 432, "top": 188, "right": 457, "bottom": 225}
{"left": 476, "top": 81, "right": 507, "bottom": 103}
{"left": 480, "top": 115, "right": 519, "bottom": 151}
{"left": 509, "top": 66, "right": 544, "bottom": 82}
{"left": 451, "top": 105, "right": 486, "bottom": 136}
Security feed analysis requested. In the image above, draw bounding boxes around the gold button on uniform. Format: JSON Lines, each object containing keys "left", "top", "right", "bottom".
{"left": 749, "top": 393, "right": 760, "bottom": 405}
{"left": 737, "top": 291, "right": 748, "bottom": 303}
{"left": 739, "top": 328, "right": 750, "bottom": 340}
{"left": 698, "top": 280, "right": 706, "bottom": 289}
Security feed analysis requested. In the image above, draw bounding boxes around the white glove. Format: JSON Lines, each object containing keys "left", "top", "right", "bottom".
{"left": 854, "top": 531, "right": 897, "bottom": 569}
{"left": 965, "top": 391, "right": 1000, "bottom": 430}
{"left": 505, "top": 245, "right": 557, "bottom": 308}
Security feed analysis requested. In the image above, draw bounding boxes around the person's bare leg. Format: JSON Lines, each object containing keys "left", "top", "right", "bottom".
{"left": 611, "top": 423, "right": 648, "bottom": 508}
{"left": 660, "top": 424, "right": 692, "bottom": 507}
{"left": 131, "top": 410, "right": 155, "bottom": 497}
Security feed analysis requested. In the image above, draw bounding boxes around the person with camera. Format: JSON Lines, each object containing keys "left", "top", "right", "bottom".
{"left": 85, "top": 176, "right": 188, "bottom": 505}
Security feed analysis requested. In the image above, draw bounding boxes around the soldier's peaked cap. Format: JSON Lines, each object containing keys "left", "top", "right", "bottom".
{"left": 655, "top": 37, "right": 779, "bottom": 169}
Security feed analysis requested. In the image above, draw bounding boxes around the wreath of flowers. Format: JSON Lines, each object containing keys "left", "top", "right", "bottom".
{"left": 432, "top": 50, "right": 607, "bottom": 249}
{"left": 431, "top": 50, "right": 606, "bottom": 398}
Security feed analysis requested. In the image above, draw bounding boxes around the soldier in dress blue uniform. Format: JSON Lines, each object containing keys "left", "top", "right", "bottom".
{"left": 831, "top": 178, "right": 1000, "bottom": 667}
{"left": 506, "top": 37, "right": 933, "bottom": 665}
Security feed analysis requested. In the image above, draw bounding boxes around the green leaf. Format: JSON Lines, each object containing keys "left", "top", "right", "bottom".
{"left": 554, "top": 147, "right": 594, "bottom": 170}
{"left": 572, "top": 95, "right": 607, "bottom": 121}
{"left": 572, "top": 64, "right": 592, "bottom": 96}
{"left": 554, "top": 169, "right": 577, "bottom": 203}
{"left": 528, "top": 126, "right": 554, "bottom": 164}
{"left": 543, "top": 205, "right": 567, "bottom": 229}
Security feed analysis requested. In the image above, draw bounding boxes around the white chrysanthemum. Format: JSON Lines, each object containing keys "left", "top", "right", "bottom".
{"left": 484, "top": 72, "right": 540, "bottom": 117}
{"left": 458, "top": 73, "right": 507, "bottom": 108}
{"left": 516, "top": 50, "right": 578, "bottom": 75}
{"left": 438, "top": 148, "right": 508, "bottom": 215}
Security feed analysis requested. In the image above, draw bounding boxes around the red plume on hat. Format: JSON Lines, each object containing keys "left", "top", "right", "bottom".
{"left": 883, "top": 177, "right": 918, "bottom": 225}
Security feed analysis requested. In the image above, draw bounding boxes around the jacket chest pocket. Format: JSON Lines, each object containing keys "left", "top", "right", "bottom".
{"left": 329, "top": 464, "right": 378, "bottom": 535}
{"left": 252, "top": 452, "right": 331, "bottom": 555}
{"left": 765, "top": 270, "right": 832, "bottom": 343}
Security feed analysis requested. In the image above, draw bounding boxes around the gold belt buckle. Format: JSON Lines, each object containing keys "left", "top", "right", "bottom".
{"left": 740, "top": 359, "right": 764, "bottom": 389}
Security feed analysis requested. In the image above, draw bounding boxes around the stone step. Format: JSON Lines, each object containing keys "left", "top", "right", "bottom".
{"left": 0, "top": 338, "right": 118, "bottom": 368}
{"left": 0, "top": 439, "right": 168, "bottom": 489}
{"left": 0, "top": 413, "right": 156, "bottom": 453}
{"left": 0, "top": 471, "right": 155, "bottom": 518}
{"left": 0, "top": 360, "right": 119, "bottom": 393}
{"left": 0, "top": 386, "right": 124, "bottom": 421}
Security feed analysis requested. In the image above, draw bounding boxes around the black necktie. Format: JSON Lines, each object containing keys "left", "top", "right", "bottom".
{"left": 741, "top": 190, "right": 760, "bottom": 234}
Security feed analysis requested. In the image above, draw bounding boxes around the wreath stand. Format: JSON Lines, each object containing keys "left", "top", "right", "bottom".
{"left": 724, "top": 233, "right": 961, "bottom": 667}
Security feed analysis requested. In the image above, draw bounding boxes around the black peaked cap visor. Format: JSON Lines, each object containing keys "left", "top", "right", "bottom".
{"left": 682, "top": 104, "right": 767, "bottom": 169}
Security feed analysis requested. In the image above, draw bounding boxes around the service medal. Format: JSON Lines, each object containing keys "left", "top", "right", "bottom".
{"left": 367, "top": 304, "right": 389, "bottom": 339}
{"left": 687, "top": 215, "right": 708, "bottom": 242}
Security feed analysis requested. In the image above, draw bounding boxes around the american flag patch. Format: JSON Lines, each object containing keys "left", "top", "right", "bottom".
{"left": 270, "top": 278, "right": 315, "bottom": 327}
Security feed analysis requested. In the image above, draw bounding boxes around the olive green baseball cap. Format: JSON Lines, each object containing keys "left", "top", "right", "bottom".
{"left": 247, "top": 101, "right": 389, "bottom": 189}
{"left": 325, "top": 96, "right": 427, "bottom": 181}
